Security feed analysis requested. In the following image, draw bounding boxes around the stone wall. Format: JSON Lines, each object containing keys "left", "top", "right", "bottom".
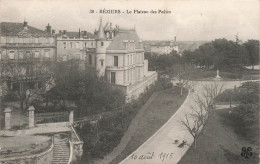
{"left": 69, "top": 126, "right": 83, "bottom": 163}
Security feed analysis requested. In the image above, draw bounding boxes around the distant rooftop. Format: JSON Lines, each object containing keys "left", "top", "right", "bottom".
{"left": 107, "top": 28, "right": 143, "bottom": 50}
{"left": 56, "top": 31, "right": 95, "bottom": 39}
{"left": 0, "top": 22, "right": 52, "bottom": 36}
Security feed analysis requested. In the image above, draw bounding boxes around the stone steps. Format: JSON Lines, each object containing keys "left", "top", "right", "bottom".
{"left": 51, "top": 133, "right": 70, "bottom": 164}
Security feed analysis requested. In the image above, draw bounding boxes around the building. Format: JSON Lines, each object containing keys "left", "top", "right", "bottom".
{"left": 84, "top": 18, "right": 157, "bottom": 100}
{"left": 150, "top": 38, "right": 179, "bottom": 55}
{"left": 56, "top": 29, "right": 95, "bottom": 62}
{"left": 0, "top": 21, "right": 56, "bottom": 93}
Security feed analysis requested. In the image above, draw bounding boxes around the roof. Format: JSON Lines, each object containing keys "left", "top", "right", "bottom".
{"left": 0, "top": 22, "right": 51, "bottom": 36}
{"left": 96, "top": 18, "right": 106, "bottom": 41}
{"left": 144, "top": 40, "right": 210, "bottom": 52}
{"left": 150, "top": 41, "right": 178, "bottom": 46}
{"left": 107, "top": 28, "right": 143, "bottom": 50}
{"left": 57, "top": 31, "right": 95, "bottom": 39}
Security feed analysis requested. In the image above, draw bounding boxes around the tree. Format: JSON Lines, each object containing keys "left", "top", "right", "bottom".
{"left": 243, "top": 40, "right": 259, "bottom": 69}
{"left": 0, "top": 58, "right": 54, "bottom": 111}
{"left": 179, "top": 113, "right": 202, "bottom": 149}
{"left": 48, "top": 60, "right": 125, "bottom": 116}
{"left": 179, "top": 81, "right": 224, "bottom": 149}
{"left": 169, "top": 64, "right": 194, "bottom": 95}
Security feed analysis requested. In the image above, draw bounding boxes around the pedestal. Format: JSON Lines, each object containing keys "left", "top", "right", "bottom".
{"left": 28, "top": 106, "right": 35, "bottom": 128}
{"left": 69, "top": 110, "right": 74, "bottom": 125}
{"left": 4, "top": 107, "right": 12, "bottom": 130}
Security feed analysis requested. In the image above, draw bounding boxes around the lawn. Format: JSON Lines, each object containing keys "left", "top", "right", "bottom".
{"left": 110, "top": 87, "right": 188, "bottom": 164}
{"left": 0, "top": 135, "right": 52, "bottom": 158}
{"left": 178, "top": 109, "right": 259, "bottom": 164}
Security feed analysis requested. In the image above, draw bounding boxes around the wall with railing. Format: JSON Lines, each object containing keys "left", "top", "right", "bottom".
{"left": 68, "top": 125, "right": 84, "bottom": 164}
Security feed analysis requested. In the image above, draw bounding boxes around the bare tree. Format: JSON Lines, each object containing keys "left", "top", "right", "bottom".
{"left": 179, "top": 81, "right": 224, "bottom": 149}
{"left": 1, "top": 59, "right": 54, "bottom": 111}
{"left": 179, "top": 113, "right": 203, "bottom": 149}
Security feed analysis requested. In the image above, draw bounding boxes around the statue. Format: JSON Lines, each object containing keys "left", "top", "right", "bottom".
{"left": 215, "top": 69, "right": 221, "bottom": 79}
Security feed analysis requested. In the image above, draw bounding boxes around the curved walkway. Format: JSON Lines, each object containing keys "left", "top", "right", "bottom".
{"left": 120, "top": 80, "right": 244, "bottom": 164}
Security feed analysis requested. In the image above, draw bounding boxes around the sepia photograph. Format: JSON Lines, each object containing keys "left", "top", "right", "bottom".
{"left": 0, "top": 0, "right": 259, "bottom": 163}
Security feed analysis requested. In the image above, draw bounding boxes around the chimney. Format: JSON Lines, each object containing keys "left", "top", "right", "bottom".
{"left": 79, "top": 28, "right": 81, "bottom": 38}
{"left": 52, "top": 30, "right": 55, "bottom": 34}
{"left": 23, "top": 20, "right": 28, "bottom": 27}
{"left": 174, "top": 36, "right": 176, "bottom": 42}
{"left": 23, "top": 20, "right": 28, "bottom": 30}
{"left": 46, "top": 23, "right": 52, "bottom": 34}
{"left": 59, "top": 30, "right": 63, "bottom": 34}
{"left": 83, "top": 31, "right": 87, "bottom": 35}
{"left": 63, "top": 30, "right": 67, "bottom": 34}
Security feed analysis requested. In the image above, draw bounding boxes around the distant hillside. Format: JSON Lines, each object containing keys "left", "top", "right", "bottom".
{"left": 144, "top": 40, "right": 210, "bottom": 52}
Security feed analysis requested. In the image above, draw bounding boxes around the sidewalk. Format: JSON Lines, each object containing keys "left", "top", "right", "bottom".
{"left": 120, "top": 81, "right": 243, "bottom": 164}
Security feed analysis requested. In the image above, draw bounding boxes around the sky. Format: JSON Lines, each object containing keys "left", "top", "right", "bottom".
{"left": 0, "top": 0, "right": 259, "bottom": 41}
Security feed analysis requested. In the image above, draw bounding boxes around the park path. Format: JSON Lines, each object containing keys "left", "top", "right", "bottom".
{"left": 93, "top": 92, "right": 160, "bottom": 164}
{"left": 120, "top": 80, "right": 244, "bottom": 164}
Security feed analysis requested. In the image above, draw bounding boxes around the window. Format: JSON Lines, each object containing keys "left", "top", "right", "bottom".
{"left": 0, "top": 52, "right": 2, "bottom": 60}
{"left": 70, "top": 42, "right": 73, "bottom": 49}
{"left": 9, "top": 37, "right": 14, "bottom": 43}
{"left": 19, "top": 38, "right": 23, "bottom": 43}
{"left": 26, "top": 66, "right": 31, "bottom": 75}
{"left": 76, "top": 54, "right": 81, "bottom": 60}
{"left": 9, "top": 51, "right": 15, "bottom": 59}
{"left": 18, "top": 51, "right": 24, "bottom": 59}
{"left": 101, "top": 42, "right": 104, "bottom": 46}
{"left": 114, "top": 56, "right": 118, "bottom": 67}
{"left": 76, "top": 42, "right": 79, "bottom": 48}
{"left": 35, "top": 51, "right": 40, "bottom": 58}
{"left": 45, "top": 51, "right": 50, "bottom": 58}
{"left": 101, "top": 61, "right": 103, "bottom": 66}
{"left": 35, "top": 38, "right": 39, "bottom": 43}
{"left": 91, "top": 42, "right": 93, "bottom": 47}
{"left": 89, "top": 54, "right": 92, "bottom": 64}
{"left": 62, "top": 56, "right": 67, "bottom": 61}
{"left": 63, "top": 42, "right": 66, "bottom": 49}
{"left": 26, "top": 51, "right": 31, "bottom": 59}
{"left": 111, "top": 72, "right": 116, "bottom": 84}
{"left": 85, "top": 42, "right": 87, "bottom": 48}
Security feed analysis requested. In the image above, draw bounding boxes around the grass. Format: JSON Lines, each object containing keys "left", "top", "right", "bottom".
{"left": 110, "top": 87, "right": 188, "bottom": 164}
{"left": 0, "top": 135, "right": 52, "bottom": 158}
{"left": 178, "top": 109, "right": 259, "bottom": 164}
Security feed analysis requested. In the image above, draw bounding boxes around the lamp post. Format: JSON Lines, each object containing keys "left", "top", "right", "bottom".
{"left": 230, "top": 89, "right": 233, "bottom": 108}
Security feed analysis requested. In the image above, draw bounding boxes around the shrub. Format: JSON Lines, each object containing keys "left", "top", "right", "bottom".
{"left": 220, "top": 104, "right": 259, "bottom": 143}
{"left": 75, "top": 79, "right": 165, "bottom": 162}
{"left": 3, "top": 91, "right": 18, "bottom": 102}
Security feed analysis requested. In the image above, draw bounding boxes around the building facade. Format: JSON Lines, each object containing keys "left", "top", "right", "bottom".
{"left": 0, "top": 21, "right": 56, "bottom": 93}
{"left": 150, "top": 39, "right": 179, "bottom": 55}
{"left": 84, "top": 19, "right": 157, "bottom": 100}
{"left": 56, "top": 30, "right": 95, "bottom": 62}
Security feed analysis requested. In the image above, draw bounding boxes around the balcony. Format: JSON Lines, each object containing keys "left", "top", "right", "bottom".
{"left": 106, "top": 66, "right": 126, "bottom": 71}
